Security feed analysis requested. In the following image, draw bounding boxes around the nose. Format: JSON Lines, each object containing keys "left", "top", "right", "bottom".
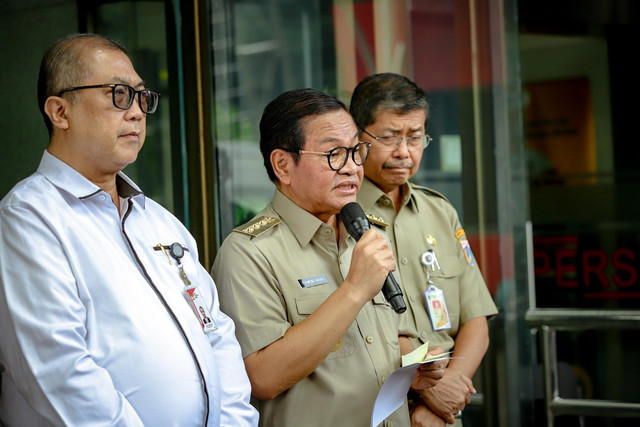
{"left": 125, "top": 93, "right": 145, "bottom": 120}
{"left": 339, "top": 150, "right": 360, "bottom": 174}
{"left": 391, "top": 138, "right": 411, "bottom": 157}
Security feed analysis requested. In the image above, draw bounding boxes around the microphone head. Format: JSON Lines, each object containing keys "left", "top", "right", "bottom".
{"left": 340, "top": 202, "right": 365, "bottom": 224}
{"left": 340, "top": 202, "right": 370, "bottom": 240}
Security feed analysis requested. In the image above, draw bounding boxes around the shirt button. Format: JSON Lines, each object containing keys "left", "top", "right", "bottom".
{"left": 410, "top": 295, "right": 417, "bottom": 302}
{"left": 99, "top": 195, "right": 106, "bottom": 201}
{"left": 401, "top": 257, "right": 408, "bottom": 264}
{"left": 366, "top": 336, "right": 374, "bottom": 344}
{"left": 421, "top": 331, "right": 428, "bottom": 339}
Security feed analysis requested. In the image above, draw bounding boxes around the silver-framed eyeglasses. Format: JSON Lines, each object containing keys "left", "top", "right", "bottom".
{"left": 361, "top": 128, "right": 432, "bottom": 151}
{"left": 285, "top": 141, "right": 371, "bottom": 171}
{"left": 57, "top": 84, "right": 160, "bottom": 114}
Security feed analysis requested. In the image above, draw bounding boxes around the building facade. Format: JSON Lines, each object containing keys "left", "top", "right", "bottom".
{"left": 1, "top": 0, "right": 639, "bottom": 425}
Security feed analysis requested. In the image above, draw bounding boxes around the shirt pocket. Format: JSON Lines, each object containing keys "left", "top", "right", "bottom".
{"left": 371, "top": 293, "right": 400, "bottom": 350}
{"left": 295, "top": 294, "right": 356, "bottom": 360}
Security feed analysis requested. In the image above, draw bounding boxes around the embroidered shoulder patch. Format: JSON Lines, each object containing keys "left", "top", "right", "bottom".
{"left": 233, "top": 216, "right": 280, "bottom": 237}
{"left": 455, "top": 228, "right": 475, "bottom": 266}
{"left": 366, "top": 213, "right": 390, "bottom": 227}
{"left": 459, "top": 239, "right": 476, "bottom": 267}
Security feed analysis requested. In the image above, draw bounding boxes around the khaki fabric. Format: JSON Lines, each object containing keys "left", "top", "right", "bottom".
{"left": 213, "top": 189, "right": 411, "bottom": 427}
{"left": 357, "top": 178, "right": 498, "bottom": 352}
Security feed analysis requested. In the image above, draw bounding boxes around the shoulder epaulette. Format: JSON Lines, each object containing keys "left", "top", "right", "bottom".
{"left": 233, "top": 216, "right": 280, "bottom": 237}
{"left": 411, "top": 183, "right": 450, "bottom": 202}
{"left": 366, "top": 213, "right": 390, "bottom": 227}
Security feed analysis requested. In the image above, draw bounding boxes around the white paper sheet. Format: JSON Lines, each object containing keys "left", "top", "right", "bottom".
{"left": 371, "top": 342, "right": 452, "bottom": 427}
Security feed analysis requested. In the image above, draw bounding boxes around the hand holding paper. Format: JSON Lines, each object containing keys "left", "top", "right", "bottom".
{"left": 371, "top": 342, "right": 452, "bottom": 427}
{"left": 410, "top": 348, "right": 449, "bottom": 391}
{"left": 402, "top": 342, "right": 450, "bottom": 366}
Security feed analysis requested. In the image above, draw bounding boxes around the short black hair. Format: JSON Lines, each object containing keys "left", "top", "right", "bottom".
{"left": 349, "top": 73, "right": 429, "bottom": 132}
{"left": 259, "top": 88, "right": 348, "bottom": 182}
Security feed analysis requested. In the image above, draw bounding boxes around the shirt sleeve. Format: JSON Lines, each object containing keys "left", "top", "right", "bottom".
{"left": 212, "top": 234, "right": 290, "bottom": 358}
{"left": 0, "top": 202, "right": 145, "bottom": 426}
{"left": 446, "top": 207, "right": 499, "bottom": 323}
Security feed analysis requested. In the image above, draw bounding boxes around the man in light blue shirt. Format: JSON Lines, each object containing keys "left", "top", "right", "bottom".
{"left": 0, "top": 33, "right": 258, "bottom": 426}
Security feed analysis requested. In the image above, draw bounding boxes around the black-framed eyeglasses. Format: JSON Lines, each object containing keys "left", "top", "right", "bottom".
{"left": 360, "top": 128, "right": 432, "bottom": 151}
{"left": 285, "top": 141, "right": 371, "bottom": 171}
{"left": 57, "top": 84, "right": 160, "bottom": 114}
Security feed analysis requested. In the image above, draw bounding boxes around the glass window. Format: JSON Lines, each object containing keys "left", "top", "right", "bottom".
{"left": 519, "top": 0, "right": 640, "bottom": 422}
{"left": 210, "top": 0, "right": 337, "bottom": 235}
{"left": 210, "top": 0, "right": 496, "bottom": 237}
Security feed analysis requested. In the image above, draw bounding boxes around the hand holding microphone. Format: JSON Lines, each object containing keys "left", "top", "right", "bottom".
{"left": 340, "top": 202, "right": 406, "bottom": 313}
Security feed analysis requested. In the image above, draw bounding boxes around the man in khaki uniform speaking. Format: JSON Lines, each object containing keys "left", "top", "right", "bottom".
{"left": 350, "top": 73, "right": 498, "bottom": 427}
{"left": 212, "top": 88, "right": 447, "bottom": 427}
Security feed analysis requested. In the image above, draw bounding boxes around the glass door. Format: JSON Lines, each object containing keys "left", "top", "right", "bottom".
{"left": 518, "top": 0, "right": 640, "bottom": 425}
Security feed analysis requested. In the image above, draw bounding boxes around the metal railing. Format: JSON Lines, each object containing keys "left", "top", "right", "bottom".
{"left": 526, "top": 309, "right": 640, "bottom": 426}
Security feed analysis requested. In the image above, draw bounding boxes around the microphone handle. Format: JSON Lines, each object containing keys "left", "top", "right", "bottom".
{"left": 383, "top": 273, "right": 406, "bottom": 314}
{"left": 340, "top": 208, "right": 406, "bottom": 313}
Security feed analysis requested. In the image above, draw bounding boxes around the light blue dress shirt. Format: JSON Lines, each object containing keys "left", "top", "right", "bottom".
{"left": 0, "top": 150, "right": 258, "bottom": 427}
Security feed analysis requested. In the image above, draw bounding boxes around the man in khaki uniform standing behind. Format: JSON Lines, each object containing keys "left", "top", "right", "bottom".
{"left": 351, "top": 73, "right": 498, "bottom": 427}
{"left": 212, "top": 88, "right": 446, "bottom": 427}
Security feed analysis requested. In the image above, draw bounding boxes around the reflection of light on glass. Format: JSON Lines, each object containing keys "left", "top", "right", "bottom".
{"left": 439, "top": 134, "right": 462, "bottom": 172}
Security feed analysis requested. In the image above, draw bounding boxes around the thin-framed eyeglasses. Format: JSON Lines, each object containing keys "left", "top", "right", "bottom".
{"left": 57, "top": 84, "right": 160, "bottom": 114}
{"left": 285, "top": 141, "right": 371, "bottom": 171}
{"left": 360, "top": 128, "right": 432, "bottom": 151}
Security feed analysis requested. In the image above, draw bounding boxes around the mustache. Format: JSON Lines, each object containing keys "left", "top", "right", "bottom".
{"left": 382, "top": 160, "right": 414, "bottom": 169}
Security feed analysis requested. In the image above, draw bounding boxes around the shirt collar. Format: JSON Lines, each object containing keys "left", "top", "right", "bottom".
{"left": 38, "top": 150, "right": 146, "bottom": 207}
{"left": 271, "top": 189, "right": 338, "bottom": 248}
{"left": 359, "top": 177, "right": 418, "bottom": 212}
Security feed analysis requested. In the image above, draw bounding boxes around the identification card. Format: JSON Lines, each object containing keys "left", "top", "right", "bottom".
{"left": 424, "top": 285, "right": 451, "bottom": 331}
{"left": 155, "top": 242, "right": 218, "bottom": 334}
{"left": 186, "top": 285, "right": 217, "bottom": 333}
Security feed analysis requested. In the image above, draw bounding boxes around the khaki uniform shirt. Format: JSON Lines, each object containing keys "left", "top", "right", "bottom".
{"left": 212, "top": 189, "right": 412, "bottom": 427}
{"left": 357, "top": 178, "right": 498, "bottom": 352}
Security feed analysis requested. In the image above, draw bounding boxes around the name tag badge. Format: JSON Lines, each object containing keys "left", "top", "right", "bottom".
{"left": 154, "top": 242, "right": 217, "bottom": 334}
{"left": 298, "top": 274, "right": 329, "bottom": 288}
{"left": 186, "top": 286, "right": 217, "bottom": 333}
{"left": 424, "top": 285, "right": 451, "bottom": 331}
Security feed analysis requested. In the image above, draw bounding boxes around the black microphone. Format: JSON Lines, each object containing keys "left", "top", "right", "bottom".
{"left": 340, "top": 202, "right": 406, "bottom": 314}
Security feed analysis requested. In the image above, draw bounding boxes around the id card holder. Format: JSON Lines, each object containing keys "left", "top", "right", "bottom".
{"left": 424, "top": 285, "right": 451, "bottom": 331}
{"left": 185, "top": 285, "right": 217, "bottom": 333}
{"left": 155, "top": 242, "right": 217, "bottom": 334}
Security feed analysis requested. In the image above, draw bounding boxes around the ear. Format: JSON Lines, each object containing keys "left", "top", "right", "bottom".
{"left": 270, "top": 149, "right": 293, "bottom": 186}
{"left": 44, "top": 96, "right": 70, "bottom": 131}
